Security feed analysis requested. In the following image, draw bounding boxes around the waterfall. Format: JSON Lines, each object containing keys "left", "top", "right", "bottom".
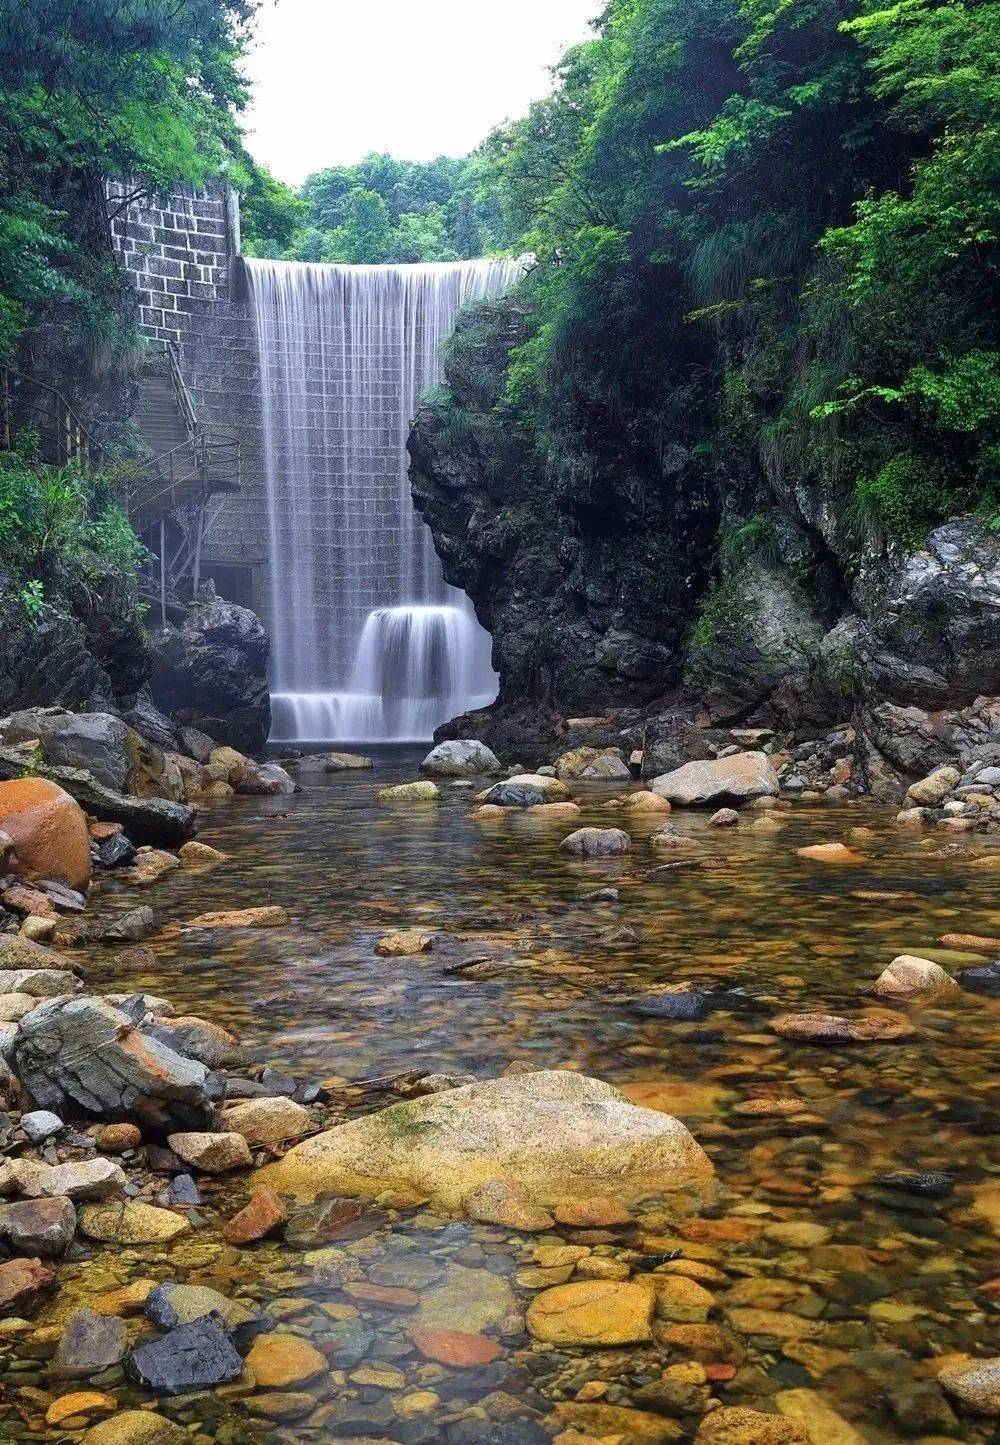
{"left": 245, "top": 256, "right": 523, "bottom": 743}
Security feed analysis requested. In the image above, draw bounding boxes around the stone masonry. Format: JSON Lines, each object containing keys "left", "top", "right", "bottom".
{"left": 107, "top": 180, "right": 266, "bottom": 610}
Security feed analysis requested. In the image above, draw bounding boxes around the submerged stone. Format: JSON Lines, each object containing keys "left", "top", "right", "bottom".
{"left": 260, "top": 1069, "right": 712, "bottom": 1208}
{"left": 127, "top": 1314, "right": 243, "bottom": 1394}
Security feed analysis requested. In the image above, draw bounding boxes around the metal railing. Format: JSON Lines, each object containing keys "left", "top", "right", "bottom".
{"left": 1, "top": 350, "right": 240, "bottom": 526}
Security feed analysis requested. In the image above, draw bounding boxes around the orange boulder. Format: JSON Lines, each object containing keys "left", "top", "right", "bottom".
{"left": 0, "top": 778, "right": 91, "bottom": 891}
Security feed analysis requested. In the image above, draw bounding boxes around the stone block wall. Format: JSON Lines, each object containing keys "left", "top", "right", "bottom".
{"left": 107, "top": 181, "right": 267, "bottom": 610}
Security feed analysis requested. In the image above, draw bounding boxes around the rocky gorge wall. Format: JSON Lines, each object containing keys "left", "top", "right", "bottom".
{"left": 409, "top": 302, "right": 1000, "bottom": 804}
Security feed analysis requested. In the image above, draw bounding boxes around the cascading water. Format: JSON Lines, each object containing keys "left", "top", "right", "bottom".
{"left": 246, "top": 256, "right": 523, "bottom": 743}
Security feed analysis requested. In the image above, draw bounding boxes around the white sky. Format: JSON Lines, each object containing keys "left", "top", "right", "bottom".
{"left": 241, "top": 0, "right": 600, "bottom": 186}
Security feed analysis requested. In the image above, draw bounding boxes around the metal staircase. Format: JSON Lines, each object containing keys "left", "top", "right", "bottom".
{"left": 1, "top": 345, "right": 240, "bottom": 619}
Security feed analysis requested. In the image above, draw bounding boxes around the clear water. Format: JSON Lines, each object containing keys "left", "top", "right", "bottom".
{"left": 17, "top": 760, "right": 995, "bottom": 1443}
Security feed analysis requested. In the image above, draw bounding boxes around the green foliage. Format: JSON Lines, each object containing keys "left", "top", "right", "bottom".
{"left": 257, "top": 151, "right": 506, "bottom": 265}
{"left": 0, "top": 0, "right": 256, "bottom": 379}
{"left": 432, "top": 0, "right": 998, "bottom": 561}
{"left": 0, "top": 431, "right": 150, "bottom": 621}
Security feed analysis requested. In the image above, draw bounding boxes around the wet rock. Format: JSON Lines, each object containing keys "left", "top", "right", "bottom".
{"left": 325, "top": 751, "right": 373, "bottom": 771}
{"left": 185, "top": 905, "right": 289, "bottom": 928}
{"left": 220, "top": 1094, "right": 312, "bottom": 1145}
{"left": 873, "top": 954, "right": 956, "bottom": 997}
{"left": 51, "top": 1308, "right": 127, "bottom": 1380}
{"left": 618, "top": 790, "right": 672, "bottom": 813}
{"left": 774, "top": 1388, "right": 866, "bottom": 1442}
{"left": 0, "top": 777, "right": 92, "bottom": 891}
{"left": 257, "top": 762, "right": 297, "bottom": 795}
{"left": 552, "top": 1402, "right": 681, "bottom": 1441}
{"left": 127, "top": 1313, "right": 244, "bottom": 1394}
{"left": 45, "top": 1392, "right": 117, "bottom": 1428}
{"left": 482, "top": 774, "right": 569, "bottom": 807}
{"left": 98, "top": 907, "right": 157, "bottom": 944}
{"left": 632, "top": 992, "right": 713, "bottom": 1021}
{"left": 166, "top": 1131, "right": 252, "bottom": 1173}
{"left": 412, "top": 1262, "right": 514, "bottom": 1333}
{"left": 796, "top": 842, "right": 863, "bottom": 863}
{"left": 11, "top": 1158, "right": 127, "bottom": 1201}
{"left": 559, "top": 827, "right": 631, "bottom": 857}
{"left": 421, "top": 740, "right": 501, "bottom": 776}
{"left": 0, "top": 1195, "right": 75, "bottom": 1254}
{"left": 144, "top": 1282, "right": 264, "bottom": 1336}
{"left": 376, "top": 780, "right": 440, "bottom": 802}
{"left": 709, "top": 807, "right": 740, "bottom": 827}
{"left": 176, "top": 840, "right": 225, "bottom": 868}
{"left": 937, "top": 1357, "right": 1000, "bottom": 1417}
{"left": 284, "top": 1196, "right": 387, "bottom": 1247}
{"left": 244, "top": 1332, "right": 327, "bottom": 1387}
{"left": 223, "top": 1188, "right": 288, "bottom": 1243}
{"left": 553, "top": 1195, "right": 631, "bottom": 1227}
{"left": 876, "top": 1170, "right": 955, "bottom": 1198}
{"left": 262, "top": 1069, "right": 712, "bottom": 1208}
{"left": 410, "top": 1327, "right": 500, "bottom": 1366}
{"left": 956, "top": 960, "right": 1000, "bottom": 996}
{"left": 79, "top": 1200, "right": 189, "bottom": 1245}
{"left": 375, "top": 929, "right": 432, "bottom": 957}
{"left": 144, "top": 1016, "right": 246, "bottom": 1069}
{"left": 556, "top": 746, "right": 626, "bottom": 780}
{"left": 694, "top": 1406, "right": 807, "bottom": 1443}
{"left": 651, "top": 752, "right": 778, "bottom": 807}
{"left": 906, "top": 765, "right": 962, "bottom": 807}
{"left": 82, "top": 1412, "right": 187, "bottom": 1444}
{"left": 93, "top": 834, "right": 136, "bottom": 870}
{"left": 121, "top": 848, "right": 177, "bottom": 886}
{"left": 526, "top": 1279, "right": 654, "bottom": 1344}
{"left": 769, "top": 1010, "right": 917, "bottom": 1043}
{"left": 0, "top": 1255, "right": 56, "bottom": 1315}
{"left": 13, "top": 996, "right": 211, "bottom": 1128}
{"left": 464, "top": 1178, "right": 555, "bottom": 1232}
{"left": 19, "top": 1108, "right": 63, "bottom": 1142}
{"left": 94, "top": 1122, "right": 141, "bottom": 1154}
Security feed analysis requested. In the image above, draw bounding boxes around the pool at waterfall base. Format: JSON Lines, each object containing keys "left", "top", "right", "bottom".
{"left": 10, "top": 752, "right": 998, "bottom": 1444}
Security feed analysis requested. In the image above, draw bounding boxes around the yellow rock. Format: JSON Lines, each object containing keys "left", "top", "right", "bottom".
{"left": 79, "top": 1202, "right": 189, "bottom": 1245}
{"left": 376, "top": 780, "right": 439, "bottom": 802}
{"left": 970, "top": 853, "right": 1000, "bottom": 870}
{"left": 375, "top": 930, "right": 431, "bottom": 957}
{"left": 553, "top": 1402, "right": 682, "bottom": 1441}
{"left": 82, "top": 1412, "right": 188, "bottom": 1445}
{"left": 796, "top": 843, "right": 863, "bottom": 863}
{"left": 620, "top": 1079, "right": 729, "bottom": 1118}
{"left": 774, "top": 1388, "right": 867, "bottom": 1443}
{"left": 526, "top": 1280, "right": 654, "bottom": 1346}
{"left": 178, "top": 841, "right": 227, "bottom": 867}
{"left": 397, "top": 1391, "right": 440, "bottom": 1417}
{"left": 726, "top": 1308, "right": 823, "bottom": 1339}
{"left": 46, "top": 1392, "right": 117, "bottom": 1427}
{"left": 186, "top": 905, "right": 289, "bottom": 928}
{"left": 245, "top": 1333, "right": 327, "bottom": 1388}
{"left": 763, "top": 1222, "right": 831, "bottom": 1249}
{"left": 91, "top": 1280, "right": 157, "bottom": 1316}
{"left": 695, "top": 1406, "right": 807, "bottom": 1443}
{"left": 641, "top": 1274, "right": 715, "bottom": 1322}
{"left": 618, "top": 791, "right": 672, "bottom": 813}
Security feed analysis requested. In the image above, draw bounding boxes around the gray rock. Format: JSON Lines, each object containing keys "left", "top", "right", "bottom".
{"left": 127, "top": 1313, "right": 245, "bottom": 1394}
{"left": 50, "top": 1307, "right": 127, "bottom": 1379}
{"left": 143, "top": 1015, "right": 246, "bottom": 1069}
{"left": 148, "top": 592, "right": 270, "bottom": 754}
{"left": 579, "top": 755, "right": 632, "bottom": 781}
{"left": 257, "top": 762, "right": 297, "bottom": 795}
{"left": 144, "top": 1282, "right": 265, "bottom": 1336}
{"left": 13, "top": 996, "right": 211, "bottom": 1129}
{"left": 122, "top": 691, "right": 179, "bottom": 751}
{"left": 99, "top": 907, "right": 156, "bottom": 943}
{"left": 19, "top": 1109, "right": 63, "bottom": 1142}
{"left": 177, "top": 726, "right": 216, "bottom": 764}
{"left": 651, "top": 751, "right": 779, "bottom": 806}
{"left": 559, "top": 827, "right": 631, "bottom": 857}
{"left": 0, "top": 746, "right": 196, "bottom": 846}
{"left": 421, "top": 740, "right": 501, "bottom": 777}
{"left": 0, "top": 1196, "right": 75, "bottom": 1255}
{"left": 0, "top": 708, "right": 130, "bottom": 791}
{"left": 36, "top": 1159, "right": 127, "bottom": 1200}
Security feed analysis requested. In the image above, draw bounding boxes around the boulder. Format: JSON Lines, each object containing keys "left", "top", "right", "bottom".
{"left": 221, "top": 1095, "right": 312, "bottom": 1146}
{"left": 177, "top": 726, "right": 216, "bottom": 764}
{"left": 938, "top": 1356, "right": 1000, "bottom": 1417}
{"left": 527, "top": 1280, "right": 654, "bottom": 1345}
{"left": 147, "top": 592, "right": 271, "bottom": 753}
{"left": 618, "top": 790, "right": 672, "bottom": 814}
{"left": 257, "top": 762, "right": 297, "bottom": 795}
{"left": 167, "top": 1131, "right": 252, "bottom": 1173}
{"left": 127, "top": 1313, "right": 244, "bottom": 1394}
{"left": 651, "top": 752, "right": 779, "bottom": 807}
{"left": 13, "top": 996, "right": 211, "bottom": 1128}
{"left": 51, "top": 1308, "right": 127, "bottom": 1379}
{"left": 482, "top": 773, "right": 570, "bottom": 806}
{"left": 374, "top": 930, "right": 431, "bottom": 957}
{"left": 555, "top": 747, "right": 628, "bottom": 781}
{"left": 694, "top": 1407, "right": 808, "bottom": 1443}
{"left": 0, "top": 1195, "right": 76, "bottom": 1254}
{"left": 796, "top": 842, "right": 863, "bottom": 863}
{"left": 143, "top": 1282, "right": 264, "bottom": 1335}
{"left": 0, "top": 777, "right": 91, "bottom": 890}
{"left": 260, "top": 1069, "right": 712, "bottom": 1208}
{"left": 143, "top": 1016, "right": 246, "bottom": 1069}
{"left": 82, "top": 1412, "right": 187, "bottom": 1444}
{"left": 0, "top": 1256, "right": 56, "bottom": 1316}
{"left": 185, "top": 906, "right": 288, "bottom": 929}
{"left": 906, "top": 765, "right": 962, "bottom": 807}
{"left": 324, "top": 751, "right": 373, "bottom": 771}
{"left": 223, "top": 1189, "right": 288, "bottom": 1244}
{"left": 420, "top": 740, "right": 501, "bottom": 777}
{"left": 559, "top": 827, "right": 631, "bottom": 857}
{"left": 770, "top": 1010, "right": 917, "bottom": 1043}
{"left": 0, "top": 747, "right": 196, "bottom": 846}
{"left": 2, "top": 1157, "right": 126, "bottom": 1201}
{"left": 79, "top": 1200, "right": 189, "bottom": 1245}
{"left": 375, "top": 780, "right": 439, "bottom": 802}
{"left": 0, "top": 709, "right": 129, "bottom": 791}
{"left": 873, "top": 955, "right": 957, "bottom": 998}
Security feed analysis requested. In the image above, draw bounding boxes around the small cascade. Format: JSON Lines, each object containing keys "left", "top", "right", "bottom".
{"left": 246, "top": 255, "right": 524, "bottom": 743}
{"left": 270, "top": 603, "right": 497, "bottom": 743}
